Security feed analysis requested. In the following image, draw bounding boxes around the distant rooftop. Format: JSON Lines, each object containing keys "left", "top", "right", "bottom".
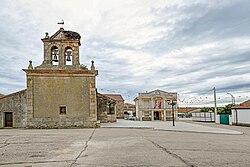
{"left": 0, "top": 90, "right": 26, "bottom": 99}
{"left": 103, "top": 94, "right": 124, "bottom": 102}
{"left": 232, "top": 99, "right": 250, "bottom": 109}
{"left": 124, "top": 103, "right": 135, "bottom": 108}
{"left": 178, "top": 107, "right": 199, "bottom": 113}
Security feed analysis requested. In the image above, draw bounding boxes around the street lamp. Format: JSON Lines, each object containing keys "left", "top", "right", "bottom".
{"left": 167, "top": 99, "right": 177, "bottom": 126}
{"left": 227, "top": 93, "right": 235, "bottom": 105}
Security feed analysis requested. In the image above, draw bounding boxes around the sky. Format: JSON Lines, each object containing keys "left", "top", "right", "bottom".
{"left": 0, "top": 0, "right": 250, "bottom": 107}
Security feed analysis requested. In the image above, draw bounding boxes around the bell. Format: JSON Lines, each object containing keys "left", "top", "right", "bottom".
{"left": 66, "top": 50, "right": 72, "bottom": 61}
{"left": 66, "top": 55, "right": 71, "bottom": 61}
{"left": 52, "top": 55, "right": 58, "bottom": 62}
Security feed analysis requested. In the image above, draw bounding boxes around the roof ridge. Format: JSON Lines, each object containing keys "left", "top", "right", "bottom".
{"left": 0, "top": 89, "right": 27, "bottom": 99}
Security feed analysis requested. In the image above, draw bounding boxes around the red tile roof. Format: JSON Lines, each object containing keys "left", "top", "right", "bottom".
{"left": 232, "top": 99, "right": 250, "bottom": 109}
{"left": 97, "top": 93, "right": 115, "bottom": 102}
{"left": 178, "top": 107, "right": 198, "bottom": 113}
{"left": 103, "top": 94, "right": 124, "bottom": 102}
{"left": 124, "top": 103, "right": 135, "bottom": 108}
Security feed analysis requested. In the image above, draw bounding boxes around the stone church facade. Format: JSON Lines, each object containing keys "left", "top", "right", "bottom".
{"left": 0, "top": 28, "right": 99, "bottom": 128}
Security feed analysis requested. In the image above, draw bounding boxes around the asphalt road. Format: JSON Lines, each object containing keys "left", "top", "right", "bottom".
{"left": 0, "top": 123, "right": 250, "bottom": 167}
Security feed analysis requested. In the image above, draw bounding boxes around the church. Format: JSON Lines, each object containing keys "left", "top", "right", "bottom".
{"left": 0, "top": 27, "right": 100, "bottom": 128}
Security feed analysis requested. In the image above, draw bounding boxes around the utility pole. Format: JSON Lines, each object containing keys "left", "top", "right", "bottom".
{"left": 213, "top": 87, "right": 217, "bottom": 123}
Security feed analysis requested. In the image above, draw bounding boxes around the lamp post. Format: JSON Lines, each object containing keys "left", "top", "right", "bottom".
{"left": 168, "top": 99, "right": 177, "bottom": 126}
{"left": 227, "top": 93, "right": 235, "bottom": 105}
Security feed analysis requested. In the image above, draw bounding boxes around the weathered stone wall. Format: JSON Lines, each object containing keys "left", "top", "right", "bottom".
{"left": 0, "top": 90, "right": 27, "bottom": 128}
{"left": 39, "top": 28, "right": 81, "bottom": 70}
{"left": 97, "top": 112, "right": 116, "bottom": 123}
{"left": 116, "top": 101, "right": 124, "bottom": 119}
{"left": 27, "top": 117, "right": 98, "bottom": 128}
{"left": 33, "top": 76, "right": 91, "bottom": 118}
{"left": 23, "top": 69, "right": 98, "bottom": 128}
{"left": 97, "top": 93, "right": 117, "bottom": 123}
{"left": 0, "top": 87, "right": 98, "bottom": 128}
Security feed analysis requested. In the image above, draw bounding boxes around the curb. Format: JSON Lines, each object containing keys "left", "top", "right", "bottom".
{"left": 154, "top": 128, "right": 244, "bottom": 135}
{"left": 101, "top": 126, "right": 243, "bottom": 135}
{"left": 101, "top": 126, "right": 153, "bottom": 129}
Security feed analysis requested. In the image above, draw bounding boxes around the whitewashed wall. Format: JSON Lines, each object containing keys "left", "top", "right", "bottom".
{"left": 231, "top": 109, "right": 237, "bottom": 124}
{"left": 216, "top": 115, "right": 220, "bottom": 124}
{"left": 135, "top": 100, "right": 139, "bottom": 120}
{"left": 229, "top": 115, "right": 232, "bottom": 125}
{"left": 231, "top": 109, "right": 250, "bottom": 124}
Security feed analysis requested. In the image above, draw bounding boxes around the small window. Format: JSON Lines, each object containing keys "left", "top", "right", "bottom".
{"left": 60, "top": 106, "right": 67, "bottom": 114}
{"left": 143, "top": 111, "right": 150, "bottom": 116}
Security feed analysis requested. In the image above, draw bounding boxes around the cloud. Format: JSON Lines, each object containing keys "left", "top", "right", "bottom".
{"left": 0, "top": 0, "right": 250, "bottom": 106}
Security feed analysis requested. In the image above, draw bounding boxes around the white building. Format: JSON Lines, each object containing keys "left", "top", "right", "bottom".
{"left": 134, "top": 90, "right": 177, "bottom": 121}
{"left": 231, "top": 100, "right": 250, "bottom": 126}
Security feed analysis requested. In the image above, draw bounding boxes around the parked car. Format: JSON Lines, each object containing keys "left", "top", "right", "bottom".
{"left": 124, "top": 111, "right": 136, "bottom": 120}
{"left": 128, "top": 115, "right": 136, "bottom": 120}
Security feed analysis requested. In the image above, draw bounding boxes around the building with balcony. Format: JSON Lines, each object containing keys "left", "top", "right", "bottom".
{"left": 134, "top": 90, "right": 177, "bottom": 121}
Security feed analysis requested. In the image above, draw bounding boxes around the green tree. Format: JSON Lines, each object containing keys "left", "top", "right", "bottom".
{"left": 201, "top": 107, "right": 214, "bottom": 112}
{"left": 218, "top": 104, "right": 232, "bottom": 114}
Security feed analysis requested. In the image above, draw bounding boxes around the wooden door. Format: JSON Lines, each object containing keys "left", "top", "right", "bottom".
{"left": 5, "top": 112, "right": 13, "bottom": 127}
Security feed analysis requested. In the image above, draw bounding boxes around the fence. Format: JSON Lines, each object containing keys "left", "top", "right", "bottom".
{"left": 192, "top": 112, "right": 215, "bottom": 122}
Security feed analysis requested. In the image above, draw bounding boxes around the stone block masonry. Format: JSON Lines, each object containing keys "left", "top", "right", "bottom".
{"left": 0, "top": 90, "right": 27, "bottom": 128}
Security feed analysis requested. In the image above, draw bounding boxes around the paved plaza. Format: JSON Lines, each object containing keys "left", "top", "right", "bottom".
{"left": 101, "top": 119, "right": 243, "bottom": 135}
{"left": 0, "top": 121, "right": 250, "bottom": 167}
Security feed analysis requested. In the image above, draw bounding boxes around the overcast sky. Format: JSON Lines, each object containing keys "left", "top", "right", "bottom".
{"left": 1, "top": 0, "right": 250, "bottom": 107}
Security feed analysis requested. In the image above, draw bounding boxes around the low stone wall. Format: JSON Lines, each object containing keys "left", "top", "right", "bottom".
{"left": 104, "top": 114, "right": 117, "bottom": 123}
{"left": 27, "top": 117, "right": 98, "bottom": 128}
{"left": 98, "top": 112, "right": 116, "bottom": 123}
